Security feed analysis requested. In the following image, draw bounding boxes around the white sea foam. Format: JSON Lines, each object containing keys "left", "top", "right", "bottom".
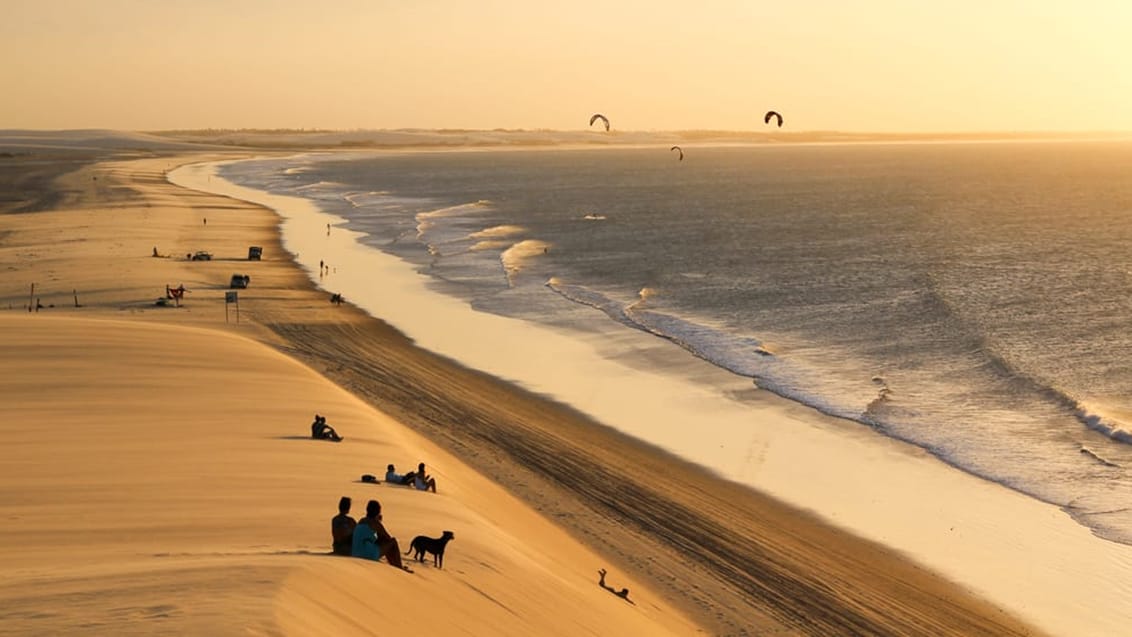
{"left": 343, "top": 190, "right": 392, "bottom": 208}
{"left": 471, "top": 225, "right": 526, "bottom": 239}
{"left": 500, "top": 240, "right": 551, "bottom": 287}
{"left": 471, "top": 240, "right": 512, "bottom": 251}
{"left": 415, "top": 202, "right": 488, "bottom": 247}
{"left": 548, "top": 279, "right": 864, "bottom": 424}
{"left": 417, "top": 201, "right": 489, "bottom": 220}
{"left": 293, "top": 180, "right": 347, "bottom": 191}
{"left": 1078, "top": 407, "right": 1132, "bottom": 445}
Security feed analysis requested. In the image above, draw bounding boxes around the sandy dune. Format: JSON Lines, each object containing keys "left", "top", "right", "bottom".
{"left": 0, "top": 146, "right": 1044, "bottom": 636}
{"left": 0, "top": 156, "right": 697, "bottom": 636}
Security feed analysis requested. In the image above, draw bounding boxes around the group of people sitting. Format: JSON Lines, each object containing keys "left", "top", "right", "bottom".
{"left": 385, "top": 462, "right": 438, "bottom": 493}
{"left": 310, "top": 414, "right": 343, "bottom": 441}
{"left": 327, "top": 462, "right": 439, "bottom": 572}
{"left": 330, "top": 495, "right": 634, "bottom": 600}
{"left": 331, "top": 496, "right": 412, "bottom": 571}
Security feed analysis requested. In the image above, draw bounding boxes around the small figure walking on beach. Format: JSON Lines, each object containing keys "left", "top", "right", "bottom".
{"left": 598, "top": 568, "right": 633, "bottom": 604}
{"left": 327, "top": 223, "right": 331, "bottom": 236}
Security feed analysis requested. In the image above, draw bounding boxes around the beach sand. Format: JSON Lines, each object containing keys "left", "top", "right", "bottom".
{"left": 0, "top": 147, "right": 1044, "bottom": 635}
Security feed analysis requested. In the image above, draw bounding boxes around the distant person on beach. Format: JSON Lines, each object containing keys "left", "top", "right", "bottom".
{"left": 351, "top": 499, "right": 412, "bottom": 571}
{"left": 598, "top": 568, "right": 633, "bottom": 603}
{"left": 331, "top": 496, "right": 356, "bottom": 556}
{"left": 310, "top": 414, "right": 342, "bottom": 441}
{"left": 385, "top": 464, "right": 414, "bottom": 486}
{"left": 413, "top": 462, "right": 438, "bottom": 493}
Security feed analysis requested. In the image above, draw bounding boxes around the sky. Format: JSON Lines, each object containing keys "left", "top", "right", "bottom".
{"left": 3, "top": 0, "right": 1131, "bottom": 132}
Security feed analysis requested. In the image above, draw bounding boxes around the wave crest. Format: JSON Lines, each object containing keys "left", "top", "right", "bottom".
{"left": 1075, "top": 405, "right": 1132, "bottom": 445}
{"left": 500, "top": 240, "right": 551, "bottom": 287}
{"left": 471, "top": 225, "right": 527, "bottom": 239}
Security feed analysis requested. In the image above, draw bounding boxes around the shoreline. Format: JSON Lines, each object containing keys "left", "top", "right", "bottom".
{"left": 173, "top": 155, "right": 1069, "bottom": 634}
{"left": 182, "top": 153, "right": 1132, "bottom": 636}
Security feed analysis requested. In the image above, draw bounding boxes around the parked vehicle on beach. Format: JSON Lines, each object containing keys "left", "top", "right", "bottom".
{"left": 247, "top": 246, "right": 263, "bottom": 260}
{"left": 190, "top": 251, "right": 212, "bottom": 261}
{"left": 229, "top": 274, "right": 250, "bottom": 289}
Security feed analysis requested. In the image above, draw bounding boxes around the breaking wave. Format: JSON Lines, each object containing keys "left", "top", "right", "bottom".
{"left": 500, "top": 240, "right": 552, "bottom": 287}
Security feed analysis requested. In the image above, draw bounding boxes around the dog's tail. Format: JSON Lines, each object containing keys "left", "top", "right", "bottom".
{"left": 404, "top": 545, "right": 413, "bottom": 555}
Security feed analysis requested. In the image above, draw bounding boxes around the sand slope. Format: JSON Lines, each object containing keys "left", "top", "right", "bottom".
{"left": 0, "top": 145, "right": 1047, "bottom": 636}
{"left": 0, "top": 153, "right": 697, "bottom": 636}
{"left": 0, "top": 314, "right": 695, "bottom": 636}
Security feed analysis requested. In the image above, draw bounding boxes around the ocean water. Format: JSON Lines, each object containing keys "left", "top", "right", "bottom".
{"left": 221, "top": 141, "right": 1132, "bottom": 546}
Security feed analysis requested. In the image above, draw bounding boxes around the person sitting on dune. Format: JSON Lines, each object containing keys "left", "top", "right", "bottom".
{"left": 351, "top": 499, "right": 412, "bottom": 572}
{"left": 331, "top": 496, "right": 356, "bottom": 556}
{"left": 310, "top": 414, "right": 342, "bottom": 441}
{"left": 412, "top": 462, "right": 437, "bottom": 493}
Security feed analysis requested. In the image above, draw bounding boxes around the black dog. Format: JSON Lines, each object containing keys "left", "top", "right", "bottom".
{"left": 404, "top": 530, "right": 455, "bottom": 568}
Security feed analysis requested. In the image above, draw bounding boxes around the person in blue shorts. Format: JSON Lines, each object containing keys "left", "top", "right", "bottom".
{"left": 351, "top": 499, "right": 411, "bottom": 571}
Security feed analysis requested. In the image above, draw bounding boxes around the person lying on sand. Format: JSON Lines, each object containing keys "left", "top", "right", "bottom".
{"left": 598, "top": 568, "right": 633, "bottom": 604}
{"left": 351, "top": 499, "right": 412, "bottom": 572}
{"left": 385, "top": 464, "right": 414, "bottom": 486}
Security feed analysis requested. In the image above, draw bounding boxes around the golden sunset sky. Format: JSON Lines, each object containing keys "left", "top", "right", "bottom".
{"left": 3, "top": 0, "right": 1130, "bottom": 132}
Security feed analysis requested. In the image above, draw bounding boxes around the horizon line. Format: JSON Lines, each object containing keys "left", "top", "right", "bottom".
{"left": 4, "top": 127, "right": 1132, "bottom": 138}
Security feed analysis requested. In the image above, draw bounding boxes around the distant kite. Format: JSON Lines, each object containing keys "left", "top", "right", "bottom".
{"left": 589, "top": 113, "right": 610, "bottom": 132}
{"left": 670, "top": 145, "right": 684, "bottom": 161}
{"left": 764, "top": 110, "right": 783, "bottom": 128}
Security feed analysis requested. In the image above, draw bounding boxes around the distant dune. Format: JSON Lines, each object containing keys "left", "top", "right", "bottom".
{"left": 3, "top": 129, "right": 1128, "bottom": 156}
{"left": 144, "top": 128, "right": 1132, "bottom": 151}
